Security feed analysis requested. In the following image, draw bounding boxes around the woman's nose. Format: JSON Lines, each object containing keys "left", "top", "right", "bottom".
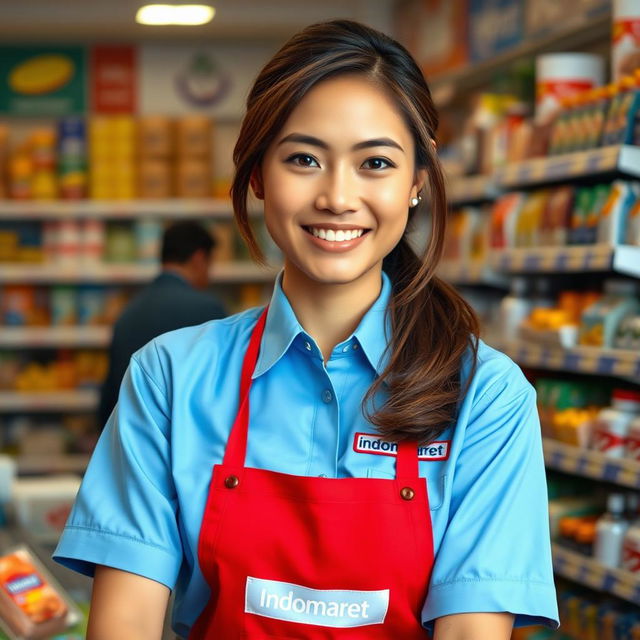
{"left": 314, "top": 167, "right": 359, "bottom": 214}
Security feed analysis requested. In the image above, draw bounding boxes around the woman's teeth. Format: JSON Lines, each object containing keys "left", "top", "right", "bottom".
{"left": 308, "top": 227, "right": 365, "bottom": 242}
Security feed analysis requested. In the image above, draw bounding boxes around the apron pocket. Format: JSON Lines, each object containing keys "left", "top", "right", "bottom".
{"left": 366, "top": 468, "right": 446, "bottom": 511}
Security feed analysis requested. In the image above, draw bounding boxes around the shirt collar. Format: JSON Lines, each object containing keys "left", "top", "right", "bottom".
{"left": 253, "top": 270, "right": 392, "bottom": 379}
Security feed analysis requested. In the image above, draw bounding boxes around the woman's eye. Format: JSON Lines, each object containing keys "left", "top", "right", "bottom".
{"left": 287, "top": 154, "right": 319, "bottom": 168}
{"left": 362, "top": 157, "right": 393, "bottom": 170}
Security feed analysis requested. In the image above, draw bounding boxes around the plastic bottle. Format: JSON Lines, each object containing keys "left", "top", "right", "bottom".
{"left": 591, "top": 389, "right": 640, "bottom": 457}
{"left": 622, "top": 494, "right": 640, "bottom": 572}
{"left": 594, "top": 493, "right": 629, "bottom": 567}
{"left": 499, "top": 277, "right": 532, "bottom": 340}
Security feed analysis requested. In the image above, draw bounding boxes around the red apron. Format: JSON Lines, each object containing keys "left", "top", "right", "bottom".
{"left": 189, "top": 309, "right": 434, "bottom": 639}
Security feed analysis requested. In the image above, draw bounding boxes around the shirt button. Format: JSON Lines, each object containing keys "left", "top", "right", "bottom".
{"left": 353, "top": 343, "right": 359, "bottom": 350}
{"left": 322, "top": 389, "right": 333, "bottom": 403}
{"left": 304, "top": 341, "right": 312, "bottom": 351}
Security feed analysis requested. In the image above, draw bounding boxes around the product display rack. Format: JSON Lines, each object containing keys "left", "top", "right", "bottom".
{"left": 0, "top": 198, "right": 253, "bottom": 220}
{"left": 552, "top": 543, "right": 640, "bottom": 607}
{"left": 445, "top": 125, "right": 640, "bottom": 615}
{"left": 0, "top": 390, "right": 97, "bottom": 412}
{"left": 488, "top": 340, "right": 640, "bottom": 382}
{"left": 544, "top": 438, "right": 640, "bottom": 490}
{"left": 0, "top": 261, "right": 279, "bottom": 284}
{"left": 0, "top": 326, "right": 110, "bottom": 348}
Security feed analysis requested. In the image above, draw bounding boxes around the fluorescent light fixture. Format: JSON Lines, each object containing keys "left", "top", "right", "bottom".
{"left": 136, "top": 4, "right": 215, "bottom": 26}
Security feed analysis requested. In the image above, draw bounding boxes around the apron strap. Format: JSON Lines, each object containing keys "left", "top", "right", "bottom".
{"left": 223, "top": 307, "right": 268, "bottom": 467}
{"left": 396, "top": 439, "right": 419, "bottom": 480}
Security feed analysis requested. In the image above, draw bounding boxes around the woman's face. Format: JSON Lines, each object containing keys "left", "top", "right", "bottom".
{"left": 259, "top": 74, "right": 425, "bottom": 288}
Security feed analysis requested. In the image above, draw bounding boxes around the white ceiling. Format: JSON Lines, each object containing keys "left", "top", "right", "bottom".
{"left": 0, "top": 0, "right": 395, "bottom": 42}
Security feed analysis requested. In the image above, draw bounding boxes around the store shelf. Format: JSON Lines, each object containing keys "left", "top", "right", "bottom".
{"left": 552, "top": 544, "right": 640, "bottom": 606}
{"left": 488, "top": 244, "right": 640, "bottom": 275}
{"left": 430, "top": 12, "right": 610, "bottom": 105}
{"left": 487, "top": 339, "right": 640, "bottom": 382}
{"left": 0, "top": 198, "right": 248, "bottom": 220}
{"left": 0, "top": 326, "right": 111, "bottom": 348}
{"left": 0, "top": 261, "right": 280, "bottom": 284}
{"left": 439, "top": 260, "right": 508, "bottom": 287}
{"left": 494, "top": 145, "right": 640, "bottom": 189}
{"left": 447, "top": 174, "right": 496, "bottom": 206}
{"left": 16, "top": 454, "right": 91, "bottom": 476}
{"left": 544, "top": 438, "right": 640, "bottom": 490}
{"left": 0, "top": 390, "right": 98, "bottom": 412}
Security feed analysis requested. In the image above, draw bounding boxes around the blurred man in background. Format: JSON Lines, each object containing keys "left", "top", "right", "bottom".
{"left": 98, "top": 220, "right": 226, "bottom": 426}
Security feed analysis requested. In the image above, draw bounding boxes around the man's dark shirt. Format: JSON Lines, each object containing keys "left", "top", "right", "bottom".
{"left": 98, "top": 271, "right": 226, "bottom": 426}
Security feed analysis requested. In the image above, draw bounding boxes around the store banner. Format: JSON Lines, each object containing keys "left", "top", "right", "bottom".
{"left": 468, "top": 0, "right": 525, "bottom": 62}
{"left": 90, "top": 45, "right": 137, "bottom": 114}
{"left": 139, "top": 42, "right": 277, "bottom": 117}
{"left": 0, "top": 47, "right": 86, "bottom": 116}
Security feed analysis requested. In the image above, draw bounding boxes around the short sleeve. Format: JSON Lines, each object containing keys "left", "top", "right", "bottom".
{"left": 53, "top": 344, "right": 182, "bottom": 589}
{"left": 422, "top": 373, "right": 559, "bottom": 631}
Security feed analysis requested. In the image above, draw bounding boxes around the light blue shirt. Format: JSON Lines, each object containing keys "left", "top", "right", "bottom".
{"left": 53, "top": 271, "right": 559, "bottom": 637}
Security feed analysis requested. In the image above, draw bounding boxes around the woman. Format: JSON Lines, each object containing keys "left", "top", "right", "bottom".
{"left": 54, "top": 20, "right": 559, "bottom": 639}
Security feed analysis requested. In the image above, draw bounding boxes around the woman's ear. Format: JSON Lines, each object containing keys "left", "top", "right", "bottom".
{"left": 413, "top": 168, "right": 428, "bottom": 197}
{"left": 250, "top": 168, "right": 264, "bottom": 200}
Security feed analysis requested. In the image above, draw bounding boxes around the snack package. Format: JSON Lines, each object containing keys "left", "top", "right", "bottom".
{"left": 0, "top": 546, "right": 81, "bottom": 639}
{"left": 597, "top": 180, "right": 638, "bottom": 245}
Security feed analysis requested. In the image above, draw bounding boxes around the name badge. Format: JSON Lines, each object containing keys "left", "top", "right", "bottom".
{"left": 245, "top": 576, "right": 389, "bottom": 627}
{"left": 353, "top": 432, "right": 451, "bottom": 461}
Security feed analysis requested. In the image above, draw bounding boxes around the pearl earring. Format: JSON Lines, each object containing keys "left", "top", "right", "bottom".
{"left": 410, "top": 195, "right": 422, "bottom": 207}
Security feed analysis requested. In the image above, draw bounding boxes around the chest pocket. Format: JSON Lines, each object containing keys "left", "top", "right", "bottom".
{"left": 366, "top": 468, "right": 446, "bottom": 511}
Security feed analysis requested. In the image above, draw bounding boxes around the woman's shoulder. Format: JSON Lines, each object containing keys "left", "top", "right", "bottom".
{"left": 461, "top": 337, "right": 533, "bottom": 405}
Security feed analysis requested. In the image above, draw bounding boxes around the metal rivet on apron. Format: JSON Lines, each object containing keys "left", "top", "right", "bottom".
{"left": 400, "top": 487, "right": 415, "bottom": 500}
{"left": 225, "top": 475, "right": 239, "bottom": 489}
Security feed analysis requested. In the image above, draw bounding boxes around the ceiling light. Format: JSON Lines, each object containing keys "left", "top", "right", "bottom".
{"left": 136, "top": 4, "right": 215, "bottom": 26}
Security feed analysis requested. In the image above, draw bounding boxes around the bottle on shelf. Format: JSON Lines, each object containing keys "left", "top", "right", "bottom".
{"left": 498, "top": 277, "right": 532, "bottom": 341}
{"left": 594, "top": 493, "right": 629, "bottom": 568}
{"left": 623, "top": 496, "right": 640, "bottom": 573}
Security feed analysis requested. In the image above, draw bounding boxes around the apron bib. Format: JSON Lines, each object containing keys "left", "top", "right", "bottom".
{"left": 189, "top": 309, "right": 434, "bottom": 639}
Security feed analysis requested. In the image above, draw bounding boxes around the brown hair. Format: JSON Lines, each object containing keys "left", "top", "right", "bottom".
{"left": 232, "top": 20, "right": 479, "bottom": 444}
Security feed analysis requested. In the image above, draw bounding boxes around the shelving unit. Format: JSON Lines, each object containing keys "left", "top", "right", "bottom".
{"left": 0, "top": 261, "right": 279, "bottom": 284}
{"left": 552, "top": 544, "right": 640, "bottom": 606}
{"left": 488, "top": 244, "right": 640, "bottom": 276}
{"left": 0, "top": 198, "right": 263, "bottom": 220}
{"left": 487, "top": 339, "right": 640, "bottom": 382}
{"left": 544, "top": 438, "right": 640, "bottom": 490}
{"left": 0, "top": 326, "right": 111, "bottom": 348}
{"left": 444, "top": 132, "right": 640, "bottom": 613}
{"left": 0, "top": 390, "right": 98, "bottom": 412}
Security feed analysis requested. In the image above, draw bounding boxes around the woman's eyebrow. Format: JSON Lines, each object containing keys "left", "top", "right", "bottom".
{"left": 277, "top": 133, "right": 404, "bottom": 153}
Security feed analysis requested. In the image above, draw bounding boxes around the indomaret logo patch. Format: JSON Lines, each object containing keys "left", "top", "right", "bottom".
{"left": 353, "top": 432, "right": 450, "bottom": 461}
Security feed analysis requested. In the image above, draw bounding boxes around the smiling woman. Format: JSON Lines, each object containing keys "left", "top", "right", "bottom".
{"left": 53, "top": 19, "right": 559, "bottom": 640}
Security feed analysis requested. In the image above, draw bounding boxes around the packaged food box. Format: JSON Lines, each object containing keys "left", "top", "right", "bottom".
{"left": 0, "top": 546, "right": 80, "bottom": 639}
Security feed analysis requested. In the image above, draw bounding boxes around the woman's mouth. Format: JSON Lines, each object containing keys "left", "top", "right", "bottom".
{"left": 301, "top": 225, "right": 371, "bottom": 252}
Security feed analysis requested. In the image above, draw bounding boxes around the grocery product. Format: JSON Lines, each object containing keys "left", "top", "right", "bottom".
{"left": 627, "top": 192, "right": 640, "bottom": 245}
{"left": 0, "top": 546, "right": 79, "bottom": 639}
{"left": 535, "top": 52, "right": 604, "bottom": 123}
{"left": 498, "top": 277, "right": 532, "bottom": 340}
{"left": 579, "top": 280, "right": 640, "bottom": 348}
{"left": 539, "top": 186, "right": 574, "bottom": 246}
{"left": 615, "top": 314, "right": 640, "bottom": 349}
{"left": 594, "top": 493, "right": 629, "bottom": 568}
{"left": 613, "top": 0, "right": 640, "bottom": 82}
{"left": 590, "top": 389, "right": 640, "bottom": 457}
{"left": 10, "top": 476, "right": 80, "bottom": 543}
{"left": 597, "top": 180, "right": 638, "bottom": 245}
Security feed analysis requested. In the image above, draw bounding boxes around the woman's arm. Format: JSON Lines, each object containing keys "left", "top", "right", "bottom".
{"left": 434, "top": 612, "right": 514, "bottom": 640}
{"left": 87, "top": 565, "right": 170, "bottom": 640}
